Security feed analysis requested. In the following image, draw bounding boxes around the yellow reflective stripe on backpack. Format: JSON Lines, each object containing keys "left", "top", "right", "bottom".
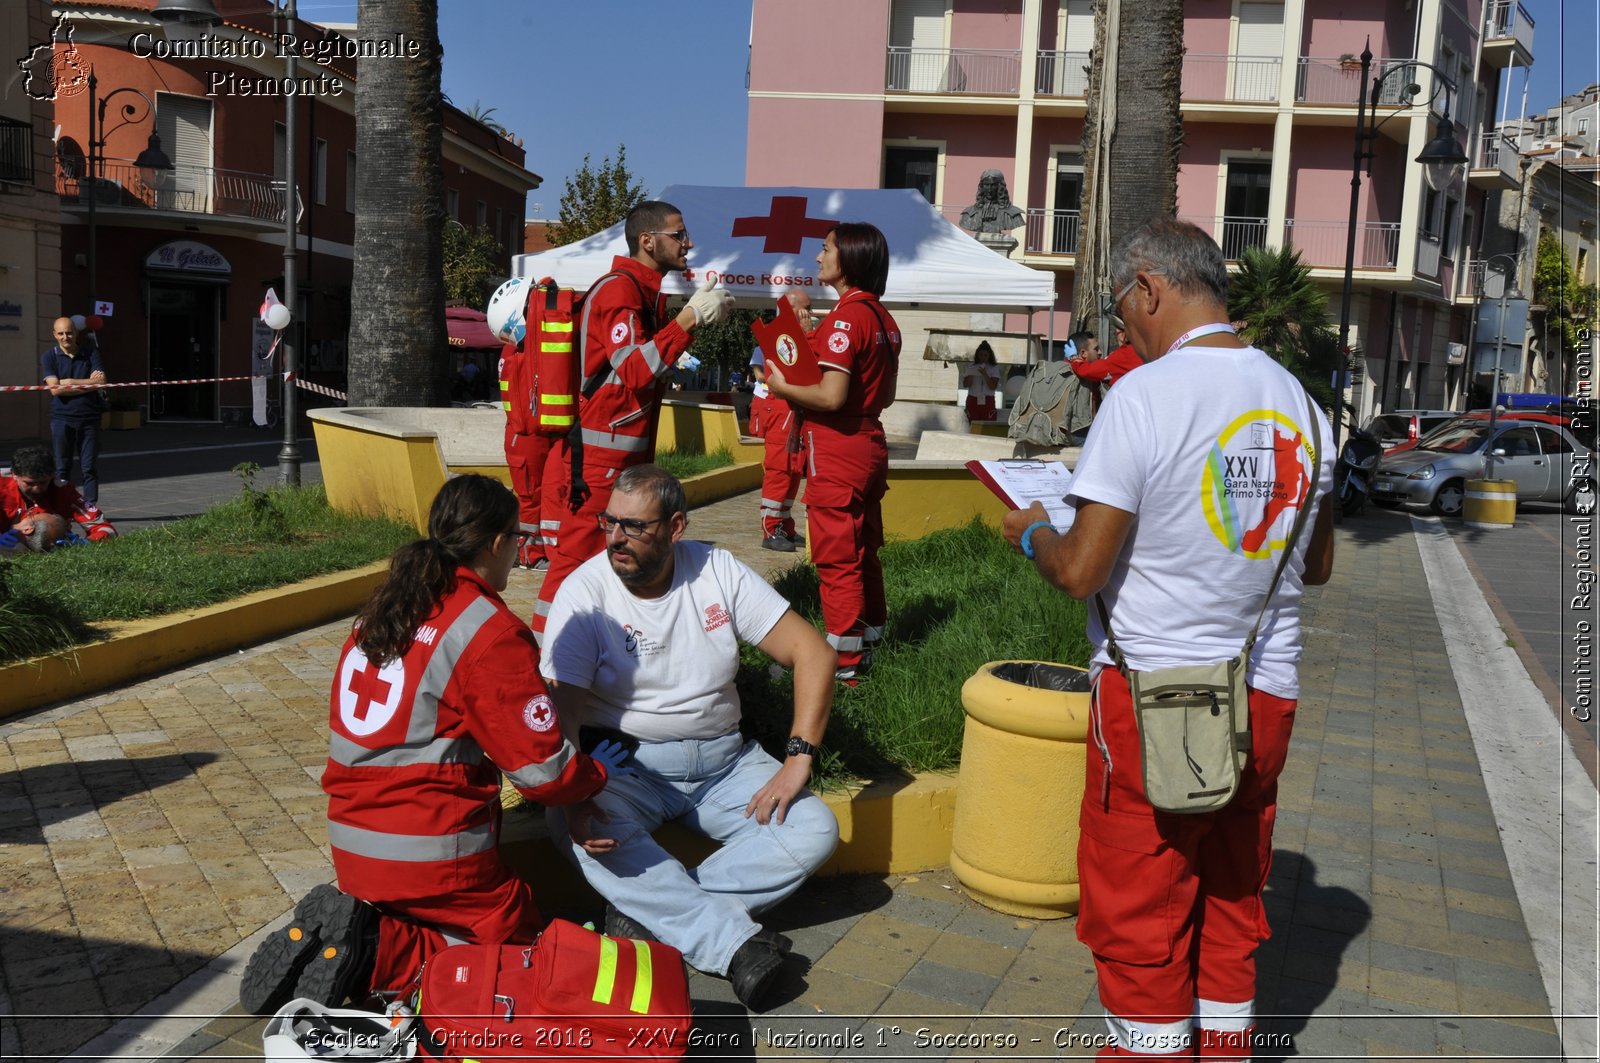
{"left": 591, "top": 935, "right": 654, "bottom": 1013}
{"left": 541, "top": 394, "right": 574, "bottom": 407}
{"left": 629, "top": 939, "right": 653, "bottom": 1014}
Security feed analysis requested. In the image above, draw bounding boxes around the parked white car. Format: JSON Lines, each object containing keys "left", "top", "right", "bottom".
{"left": 1371, "top": 416, "right": 1595, "bottom": 516}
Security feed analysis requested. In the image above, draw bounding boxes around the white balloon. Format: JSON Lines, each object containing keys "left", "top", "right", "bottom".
{"left": 264, "top": 304, "right": 292, "bottom": 330}
{"left": 70, "top": 314, "right": 87, "bottom": 330}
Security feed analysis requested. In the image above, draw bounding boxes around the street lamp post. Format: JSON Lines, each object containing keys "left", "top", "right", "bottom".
{"left": 276, "top": 0, "right": 302, "bottom": 487}
{"left": 1332, "top": 41, "right": 1469, "bottom": 455}
{"left": 1478, "top": 253, "right": 1523, "bottom": 477}
{"left": 84, "top": 71, "right": 173, "bottom": 309}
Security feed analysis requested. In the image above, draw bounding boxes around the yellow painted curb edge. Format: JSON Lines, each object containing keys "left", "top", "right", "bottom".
{"left": 0, "top": 561, "right": 390, "bottom": 721}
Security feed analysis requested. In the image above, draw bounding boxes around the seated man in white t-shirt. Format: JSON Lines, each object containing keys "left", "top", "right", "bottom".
{"left": 540, "top": 463, "right": 840, "bottom": 1012}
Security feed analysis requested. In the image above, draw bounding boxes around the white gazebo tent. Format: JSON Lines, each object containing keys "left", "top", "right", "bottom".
{"left": 512, "top": 185, "right": 1056, "bottom": 314}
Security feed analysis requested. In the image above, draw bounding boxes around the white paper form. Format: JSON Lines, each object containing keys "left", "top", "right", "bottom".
{"left": 966, "top": 459, "right": 1077, "bottom": 530}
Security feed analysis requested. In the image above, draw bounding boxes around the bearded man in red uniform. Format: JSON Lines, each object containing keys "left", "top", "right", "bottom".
{"left": 531, "top": 200, "right": 734, "bottom": 644}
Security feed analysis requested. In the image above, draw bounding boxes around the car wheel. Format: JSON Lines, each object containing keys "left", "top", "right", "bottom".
{"left": 1432, "top": 479, "right": 1466, "bottom": 517}
{"left": 1567, "top": 478, "right": 1597, "bottom": 516}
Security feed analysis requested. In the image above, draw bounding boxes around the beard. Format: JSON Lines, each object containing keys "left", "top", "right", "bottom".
{"left": 610, "top": 541, "right": 672, "bottom": 590}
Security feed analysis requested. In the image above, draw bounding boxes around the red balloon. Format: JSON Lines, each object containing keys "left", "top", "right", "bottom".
{"left": 87, "top": 315, "right": 104, "bottom": 330}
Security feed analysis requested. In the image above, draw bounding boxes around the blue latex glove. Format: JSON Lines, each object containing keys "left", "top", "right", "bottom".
{"left": 52, "top": 536, "right": 88, "bottom": 549}
{"left": 1062, "top": 339, "right": 1077, "bottom": 359}
{"left": 589, "top": 738, "right": 635, "bottom": 777}
{"left": 0, "top": 529, "right": 20, "bottom": 550}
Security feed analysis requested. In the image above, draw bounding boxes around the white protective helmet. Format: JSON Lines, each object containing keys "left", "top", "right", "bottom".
{"left": 485, "top": 276, "right": 531, "bottom": 345}
{"left": 261, "top": 998, "right": 416, "bottom": 1062}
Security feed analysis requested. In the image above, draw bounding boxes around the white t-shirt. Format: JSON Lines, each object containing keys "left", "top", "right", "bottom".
{"left": 1067, "top": 342, "right": 1333, "bottom": 700}
{"left": 540, "top": 540, "right": 791, "bottom": 741}
{"left": 965, "top": 363, "right": 999, "bottom": 401}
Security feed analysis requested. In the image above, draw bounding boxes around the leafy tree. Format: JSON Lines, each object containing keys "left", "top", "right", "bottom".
{"left": 1228, "top": 244, "right": 1339, "bottom": 409}
{"left": 1534, "top": 230, "right": 1597, "bottom": 372}
{"left": 1073, "top": 0, "right": 1185, "bottom": 335}
{"left": 348, "top": 0, "right": 448, "bottom": 406}
{"left": 546, "top": 146, "right": 646, "bottom": 247}
{"left": 443, "top": 223, "right": 503, "bottom": 307}
{"left": 688, "top": 310, "right": 762, "bottom": 376}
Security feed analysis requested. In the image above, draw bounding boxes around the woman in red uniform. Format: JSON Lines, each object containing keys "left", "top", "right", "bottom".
{"left": 765, "top": 223, "right": 900, "bottom": 684}
{"left": 240, "top": 475, "right": 629, "bottom": 1015}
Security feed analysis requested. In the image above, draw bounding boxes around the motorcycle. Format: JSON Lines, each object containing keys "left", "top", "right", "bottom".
{"left": 1334, "top": 417, "right": 1383, "bottom": 516}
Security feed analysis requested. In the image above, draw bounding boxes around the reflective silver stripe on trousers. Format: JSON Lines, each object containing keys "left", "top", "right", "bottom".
{"left": 580, "top": 428, "right": 649, "bottom": 452}
{"left": 863, "top": 624, "right": 883, "bottom": 643}
{"left": 827, "top": 631, "right": 865, "bottom": 652}
{"left": 327, "top": 818, "right": 497, "bottom": 863}
{"left": 518, "top": 521, "right": 539, "bottom": 535}
{"left": 328, "top": 597, "right": 499, "bottom": 768}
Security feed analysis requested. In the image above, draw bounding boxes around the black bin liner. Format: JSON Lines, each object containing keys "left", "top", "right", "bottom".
{"left": 989, "top": 661, "right": 1091, "bottom": 693}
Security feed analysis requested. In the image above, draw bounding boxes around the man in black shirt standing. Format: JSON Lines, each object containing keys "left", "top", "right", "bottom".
{"left": 40, "top": 317, "right": 107, "bottom": 505}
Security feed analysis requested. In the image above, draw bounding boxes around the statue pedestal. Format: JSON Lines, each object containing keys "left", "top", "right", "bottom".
{"left": 975, "top": 230, "right": 1019, "bottom": 256}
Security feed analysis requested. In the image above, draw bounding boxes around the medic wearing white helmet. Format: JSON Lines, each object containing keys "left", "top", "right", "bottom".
{"left": 487, "top": 276, "right": 550, "bottom": 570}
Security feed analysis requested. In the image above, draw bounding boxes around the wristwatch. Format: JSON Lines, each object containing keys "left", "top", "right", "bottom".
{"left": 785, "top": 736, "right": 818, "bottom": 758}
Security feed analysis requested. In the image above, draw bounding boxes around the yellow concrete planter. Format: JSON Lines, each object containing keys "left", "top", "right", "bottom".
{"left": 1464, "top": 478, "right": 1516, "bottom": 530}
{"left": 951, "top": 661, "right": 1091, "bottom": 918}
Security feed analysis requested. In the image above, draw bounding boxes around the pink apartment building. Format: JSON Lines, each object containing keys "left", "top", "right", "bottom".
{"left": 747, "top": 0, "right": 1534, "bottom": 415}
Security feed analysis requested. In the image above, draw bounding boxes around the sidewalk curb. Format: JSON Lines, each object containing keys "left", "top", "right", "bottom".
{"left": 0, "top": 561, "right": 388, "bottom": 720}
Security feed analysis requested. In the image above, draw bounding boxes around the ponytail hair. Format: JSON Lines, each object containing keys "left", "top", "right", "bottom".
{"left": 354, "top": 474, "right": 518, "bottom": 664}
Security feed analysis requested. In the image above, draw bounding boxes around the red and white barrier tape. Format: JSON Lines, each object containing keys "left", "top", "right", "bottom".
{"left": 4, "top": 373, "right": 348, "bottom": 403}
{"left": 290, "top": 376, "right": 348, "bottom": 401}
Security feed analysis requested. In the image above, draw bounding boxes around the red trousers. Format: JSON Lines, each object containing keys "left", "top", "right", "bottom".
{"left": 760, "top": 403, "right": 803, "bottom": 538}
{"left": 531, "top": 442, "right": 623, "bottom": 643}
{"left": 965, "top": 395, "right": 996, "bottom": 422}
{"left": 1078, "top": 667, "right": 1295, "bottom": 1059}
{"left": 367, "top": 864, "right": 543, "bottom": 996}
{"left": 504, "top": 428, "right": 553, "bottom": 565}
{"left": 803, "top": 423, "right": 887, "bottom": 677}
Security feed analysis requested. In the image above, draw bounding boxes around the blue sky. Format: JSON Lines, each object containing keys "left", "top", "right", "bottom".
{"left": 294, "top": 0, "right": 1595, "bottom": 212}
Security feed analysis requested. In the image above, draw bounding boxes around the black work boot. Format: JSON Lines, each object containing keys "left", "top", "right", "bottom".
{"left": 603, "top": 902, "right": 656, "bottom": 942}
{"left": 240, "top": 884, "right": 373, "bottom": 1015}
{"left": 287, "top": 885, "right": 378, "bottom": 1008}
{"left": 728, "top": 934, "right": 785, "bottom": 1011}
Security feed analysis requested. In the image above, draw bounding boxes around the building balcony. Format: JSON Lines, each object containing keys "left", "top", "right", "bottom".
{"left": 1035, "top": 50, "right": 1090, "bottom": 98}
{"left": 56, "top": 158, "right": 302, "bottom": 227}
{"left": 1283, "top": 218, "right": 1401, "bottom": 270}
{"left": 1469, "top": 132, "right": 1522, "bottom": 190}
{"left": 1, "top": 116, "right": 34, "bottom": 186}
{"left": 1023, "top": 208, "right": 1082, "bottom": 255}
{"left": 886, "top": 46, "right": 1022, "bottom": 96}
{"left": 1180, "top": 215, "right": 1270, "bottom": 261}
{"left": 1482, "top": 0, "right": 1535, "bottom": 69}
{"left": 1182, "top": 54, "right": 1282, "bottom": 105}
{"left": 1294, "top": 55, "right": 1417, "bottom": 107}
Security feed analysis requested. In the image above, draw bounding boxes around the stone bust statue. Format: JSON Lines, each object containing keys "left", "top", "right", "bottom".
{"left": 959, "top": 169, "right": 1026, "bottom": 233}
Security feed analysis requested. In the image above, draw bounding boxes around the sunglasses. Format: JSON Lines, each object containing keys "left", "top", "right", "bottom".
{"left": 647, "top": 229, "right": 690, "bottom": 244}
{"left": 597, "top": 512, "right": 666, "bottom": 539}
{"left": 1112, "top": 267, "right": 1167, "bottom": 317}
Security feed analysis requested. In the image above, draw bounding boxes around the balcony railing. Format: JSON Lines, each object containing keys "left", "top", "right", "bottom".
{"left": 1035, "top": 50, "right": 1091, "bottom": 97}
{"left": 1283, "top": 218, "right": 1401, "bottom": 270}
{"left": 1486, "top": 0, "right": 1535, "bottom": 49}
{"left": 56, "top": 158, "right": 302, "bottom": 223}
{"left": 1024, "top": 208, "right": 1082, "bottom": 254}
{"left": 1181, "top": 54, "right": 1282, "bottom": 103}
{"left": 886, "top": 46, "right": 1022, "bottom": 95}
{"left": 1181, "top": 215, "right": 1270, "bottom": 261}
{"left": 1295, "top": 55, "right": 1418, "bottom": 106}
{"left": 0, "top": 116, "right": 32, "bottom": 184}
{"left": 1472, "top": 132, "right": 1522, "bottom": 181}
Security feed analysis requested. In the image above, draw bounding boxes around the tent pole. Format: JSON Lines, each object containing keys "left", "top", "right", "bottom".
{"left": 1046, "top": 305, "right": 1055, "bottom": 363}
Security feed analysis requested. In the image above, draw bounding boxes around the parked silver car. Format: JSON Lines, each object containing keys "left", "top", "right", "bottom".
{"left": 1371, "top": 417, "right": 1595, "bottom": 516}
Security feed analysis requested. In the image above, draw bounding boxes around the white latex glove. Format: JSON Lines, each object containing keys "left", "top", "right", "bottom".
{"left": 686, "top": 276, "right": 735, "bottom": 328}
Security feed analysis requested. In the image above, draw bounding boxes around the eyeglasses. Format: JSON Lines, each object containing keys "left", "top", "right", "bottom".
{"left": 597, "top": 512, "right": 667, "bottom": 539}
{"left": 648, "top": 229, "right": 690, "bottom": 244}
{"left": 1112, "top": 267, "right": 1167, "bottom": 317}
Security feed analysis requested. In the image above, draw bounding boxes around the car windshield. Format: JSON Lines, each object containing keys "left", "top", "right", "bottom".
{"left": 1367, "top": 415, "right": 1409, "bottom": 438}
{"left": 1415, "top": 422, "right": 1488, "bottom": 453}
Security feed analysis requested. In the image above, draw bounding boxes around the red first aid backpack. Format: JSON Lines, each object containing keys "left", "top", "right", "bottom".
{"left": 417, "top": 919, "right": 691, "bottom": 1060}
{"left": 523, "top": 273, "right": 655, "bottom": 438}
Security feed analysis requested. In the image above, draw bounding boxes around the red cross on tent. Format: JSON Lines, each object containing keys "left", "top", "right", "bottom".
{"left": 731, "top": 195, "right": 837, "bottom": 254}
{"left": 346, "top": 662, "right": 393, "bottom": 722}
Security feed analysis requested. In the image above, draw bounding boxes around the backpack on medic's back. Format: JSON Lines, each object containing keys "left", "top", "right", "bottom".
{"left": 416, "top": 918, "right": 691, "bottom": 1060}
{"left": 1006, "top": 361, "right": 1095, "bottom": 447}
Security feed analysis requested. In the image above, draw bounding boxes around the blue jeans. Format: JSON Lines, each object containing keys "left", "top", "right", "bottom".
{"left": 51, "top": 418, "right": 100, "bottom": 505}
{"left": 546, "top": 732, "right": 839, "bottom": 974}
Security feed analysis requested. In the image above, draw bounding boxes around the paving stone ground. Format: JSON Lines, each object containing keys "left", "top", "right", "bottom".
{"left": 0, "top": 471, "right": 1575, "bottom": 1062}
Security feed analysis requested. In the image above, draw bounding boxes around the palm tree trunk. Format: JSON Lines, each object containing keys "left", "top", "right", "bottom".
{"left": 348, "top": 0, "right": 448, "bottom": 407}
{"left": 1075, "top": 0, "right": 1185, "bottom": 332}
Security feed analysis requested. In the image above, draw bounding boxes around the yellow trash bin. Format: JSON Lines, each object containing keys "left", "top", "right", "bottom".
{"left": 951, "top": 661, "right": 1091, "bottom": 919}
{"left": 1464, "top": 478, "right": 1516, "bottom": 530}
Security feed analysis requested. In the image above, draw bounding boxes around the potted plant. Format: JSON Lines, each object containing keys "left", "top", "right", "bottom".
{"left": 102, "top": 391, "right": 143, "bottom": 430}
{"left": 1339, "top": 53, "right": 1362, "bottom": 71}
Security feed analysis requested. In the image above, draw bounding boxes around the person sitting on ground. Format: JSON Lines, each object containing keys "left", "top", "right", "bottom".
{"left": 1, "top": 444, "right": 117, "bottom": 545}
{"left": 239, "top": 474, "right": 631, "bottom": 1016}
{"left": 540, "top": 464, "right": 840, "bottom": 1012}
{"left": 0, "top": 511, "right": 70, "bottom": 556}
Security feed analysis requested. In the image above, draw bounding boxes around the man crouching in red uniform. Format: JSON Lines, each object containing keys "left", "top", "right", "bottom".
{"left": 239, "top": 475, "right": 630, "bottom": 1015}
{"left": 1, "top": 443, "right": 117, "bottom": 550}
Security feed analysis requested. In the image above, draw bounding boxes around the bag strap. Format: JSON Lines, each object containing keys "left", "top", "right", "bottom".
{"left": 566, "top": 269, "right": 658, "bottom": 508}
{"left": 1096, "top": 390, "right": 1324, "bottom": 675}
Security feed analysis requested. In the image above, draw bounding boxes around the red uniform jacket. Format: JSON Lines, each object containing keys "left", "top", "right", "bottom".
{"left": 1070, "top": 343, "right": 1144, "bottom": 389}
{"left": 809, "top": 290, "right": 901, "bottom": 428}
{"left": 0, "top": 475, "right": 116, "bottom": 541}
{"left": 323, "top": 568, "right": 606, "bottom": 903}
{"left": 575, "top": 256, "right": 692, "bottom": 468}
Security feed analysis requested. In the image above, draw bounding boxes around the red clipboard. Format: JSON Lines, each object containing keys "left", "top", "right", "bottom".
{"left": 749, "top": 298, "right": 822, "bottom": 386}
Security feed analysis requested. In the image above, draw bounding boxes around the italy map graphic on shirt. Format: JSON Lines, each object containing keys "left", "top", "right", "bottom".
{"left": 1202, "top": 408, "right": 1317, "bottom": 559}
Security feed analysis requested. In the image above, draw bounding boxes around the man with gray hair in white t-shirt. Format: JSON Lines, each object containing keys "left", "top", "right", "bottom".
{"left": 540, "top": 463, "right": 839, "bottom": 1013}
{"left": 1002, "top": 218, "right": 1336, "bottom": 1063}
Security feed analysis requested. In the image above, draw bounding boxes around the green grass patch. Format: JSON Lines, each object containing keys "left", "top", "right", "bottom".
{"left": 0, "top": 469, "right": 415, "bottom": 662}
{"left": 737, "top": 519, "right": 1090, "bottom": 781}
{"left": 656, "top": 446, "right": 735, "bottom": 481}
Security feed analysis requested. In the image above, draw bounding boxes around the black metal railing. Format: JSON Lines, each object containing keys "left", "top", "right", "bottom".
{"left": 0, "top": 116, "right": 33, "bottom": 184}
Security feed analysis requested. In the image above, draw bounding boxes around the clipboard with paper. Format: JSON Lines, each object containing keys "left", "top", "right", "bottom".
{"left": 965, "top": 459, "right": 1077, "bottom": 530}
{"left": 749, "top": 298, "right": 822, "bottom": 386}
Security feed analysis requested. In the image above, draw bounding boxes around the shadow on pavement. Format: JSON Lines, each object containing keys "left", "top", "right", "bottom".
{"left": 1257, "top": 850, "right": 1372, "bottom": 1061}
{"left": 2, "top": 752, "right": 219, "bottom": 842}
